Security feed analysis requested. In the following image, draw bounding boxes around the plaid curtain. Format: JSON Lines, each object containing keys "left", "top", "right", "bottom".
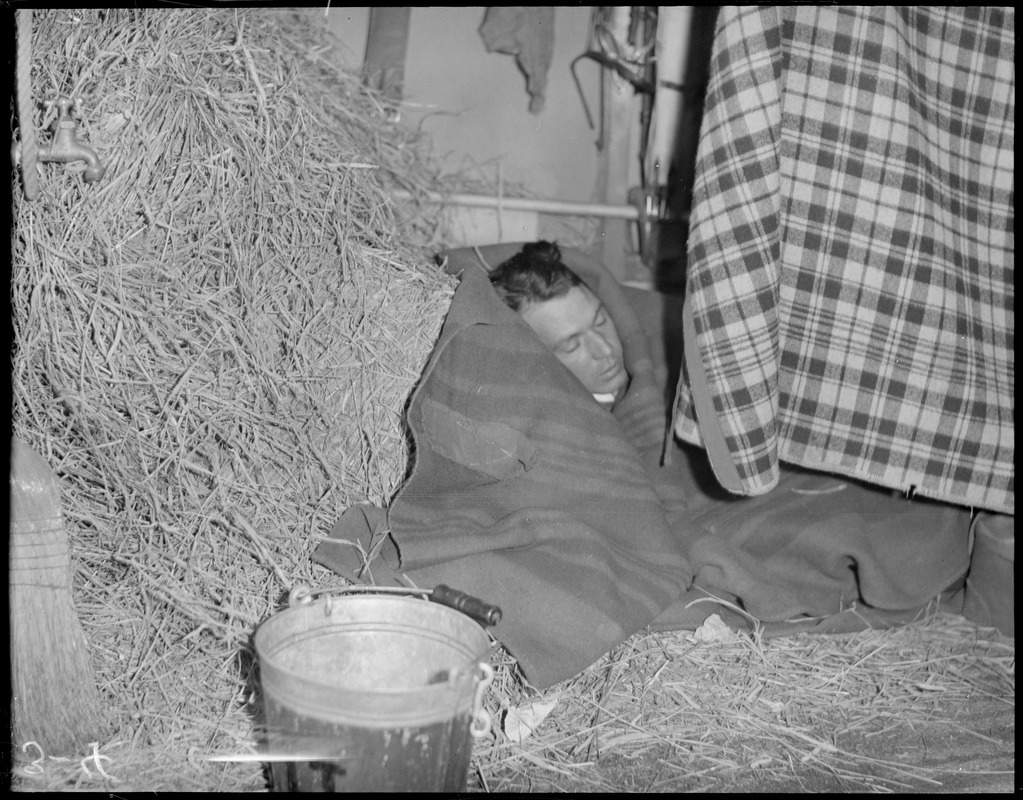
{"left": 674, "top": 6, "right": 1014, "bottom": 515}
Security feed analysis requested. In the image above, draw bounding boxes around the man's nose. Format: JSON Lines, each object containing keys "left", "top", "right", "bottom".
{"left": 587, "top": 331, "right": 614, "bottom": 359}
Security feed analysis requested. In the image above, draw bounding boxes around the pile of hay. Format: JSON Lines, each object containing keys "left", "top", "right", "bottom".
{"left": 472, "top": 611, "right": 1014, "bottom": 793}
{"left": 11, "top": 8, "right": 456, "bottom": 791}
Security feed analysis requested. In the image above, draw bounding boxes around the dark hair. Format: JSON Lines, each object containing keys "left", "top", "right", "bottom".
{"left": 488, "top": 240, "right": 583, "bottom": 312}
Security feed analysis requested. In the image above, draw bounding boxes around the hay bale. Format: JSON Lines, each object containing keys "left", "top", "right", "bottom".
{"left": 11, "top": 8, "right": 455, "bottom": 790}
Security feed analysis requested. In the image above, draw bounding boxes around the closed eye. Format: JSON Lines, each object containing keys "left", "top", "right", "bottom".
{"left": 556, "top": 337, "right": 581, "bottom": 354}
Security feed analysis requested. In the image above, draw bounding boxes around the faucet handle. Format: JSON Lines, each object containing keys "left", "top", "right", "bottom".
{"left": 43, "top": 95, "right": 76, "bottom": 126}
{"left": 54, "top": 95, "right": 74, "bottom": 115}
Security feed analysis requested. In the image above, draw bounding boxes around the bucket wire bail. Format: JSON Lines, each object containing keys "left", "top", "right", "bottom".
{"left": 470, "top": 661, "right": 495, "bottom": 739}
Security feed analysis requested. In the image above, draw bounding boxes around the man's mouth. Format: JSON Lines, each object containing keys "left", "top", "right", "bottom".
{"left": 601, "top": 360, "right": 624, "bottom": 379}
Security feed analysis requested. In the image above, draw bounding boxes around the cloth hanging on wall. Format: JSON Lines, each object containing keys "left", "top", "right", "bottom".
{"left": 674, "top": 6, "right": 1015, "bottom": 515}
{"left": 479, "top": 6, "right": 555, "bottom": 114}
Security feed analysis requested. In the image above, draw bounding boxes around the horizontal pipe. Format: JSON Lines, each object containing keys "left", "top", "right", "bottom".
{"left": 391, "top": 189, "right": 640, "bottom": 220}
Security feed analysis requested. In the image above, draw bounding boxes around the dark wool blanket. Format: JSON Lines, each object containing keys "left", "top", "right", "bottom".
{"left": 315, "top": 244, "right": 696, "bottom": 688}
{"left": 315, "top": 243, "right": 972, "bottom": 689}
{"left": 674, "top": 7, "right": 1015, "bottom": 515}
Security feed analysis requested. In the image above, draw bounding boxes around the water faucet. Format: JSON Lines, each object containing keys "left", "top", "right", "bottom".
{"left": 38, "top": 96, "right": 106, "bottom": 183}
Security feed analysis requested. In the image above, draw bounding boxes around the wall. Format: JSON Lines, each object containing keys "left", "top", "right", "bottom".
{"left": 325, "top": 8, "right": 703, "bottom": 281}
{"left": 327, "top": 7, "right": 607, "bottom": 203}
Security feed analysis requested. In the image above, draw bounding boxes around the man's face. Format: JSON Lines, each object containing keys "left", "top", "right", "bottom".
{"left": 520, "top": 286, "right": 628, "bottom": 397}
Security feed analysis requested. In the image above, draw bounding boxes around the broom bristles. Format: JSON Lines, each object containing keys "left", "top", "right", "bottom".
{"left": 10, "top": 439, "right": 108, "bottom": 756}
{"left": 11, "top": 583, "right": 109, "bottom": 755}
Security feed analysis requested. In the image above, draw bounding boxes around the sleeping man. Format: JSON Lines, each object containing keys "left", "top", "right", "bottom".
{"left": 485, "top": 240, "right": 972, "bottom": 637}
{"left": 315, "top": 239, "right": 972, "bottom": 690}
{"left": 488, "top": 241, "right": 629, "bottom": 410}
{"left": 314, "top": 239, "right": 696, "bottom": 688}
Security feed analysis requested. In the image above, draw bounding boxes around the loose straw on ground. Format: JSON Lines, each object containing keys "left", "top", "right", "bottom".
{"left": 470, "top": 611, "right": 1013, "bottom": 793}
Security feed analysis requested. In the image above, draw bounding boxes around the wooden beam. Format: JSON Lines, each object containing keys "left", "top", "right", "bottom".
{"left": 363, "top": 7, "right": 411, "bottom": 104}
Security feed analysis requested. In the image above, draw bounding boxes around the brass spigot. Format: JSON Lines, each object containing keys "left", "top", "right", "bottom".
{"left": 38, "top": 95, "right": 105, "bottom": 183}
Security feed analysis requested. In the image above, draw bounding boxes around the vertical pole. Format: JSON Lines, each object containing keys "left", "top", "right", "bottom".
{"left": 665, "top": 6, "right": 718, "bottom": 288}
{"left": 650, "top": 7, "right": 691, "bottom": 186}
{"left": 363, "top": 7, "right": 411, "bottom": 106}
{"left": 649, "top": 6, "right": 693, "bottom": 285}
{"left": 17, "top": 8, "right": 40, "bottom": 201}
{"left": 593, "top": 7, "right": 640, "bottom": 282}
{"left": 676, "top": 7, "right": 718, "bottom": 219}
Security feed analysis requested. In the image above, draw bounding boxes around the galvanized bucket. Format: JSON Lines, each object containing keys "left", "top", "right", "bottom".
{"left": 254, "top": 585, "right": 497, "bottom": 792}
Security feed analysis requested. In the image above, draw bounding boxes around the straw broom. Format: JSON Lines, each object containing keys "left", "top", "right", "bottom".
{"left": 10, "top": 437, "right": 108, "bottom": 755}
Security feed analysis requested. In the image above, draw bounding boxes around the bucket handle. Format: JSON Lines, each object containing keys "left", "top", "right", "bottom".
{"left": 469, "top": 661, "right": 494, "bottom": 739}
{"left": 287, "top": 584, "right": 503, "bottom": 628}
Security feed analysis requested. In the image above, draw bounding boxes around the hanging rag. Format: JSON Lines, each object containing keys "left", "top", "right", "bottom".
{"left": 479, "top": 7, "right": 555, "bottom": 114}
{"left": 674, "top": 6, "right": 1015, "bottom": 515}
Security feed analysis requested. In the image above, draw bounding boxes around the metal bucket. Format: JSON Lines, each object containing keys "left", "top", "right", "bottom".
{"left": 254, "top": 586, "right": 495, "bottom": 792}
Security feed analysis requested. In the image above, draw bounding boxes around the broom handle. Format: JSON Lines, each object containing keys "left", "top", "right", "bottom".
{"left": 16, "top": 8, "right": 39, "bottom": 201}
{"left": 391, "top": 189, "right": 641, "bottom": 220}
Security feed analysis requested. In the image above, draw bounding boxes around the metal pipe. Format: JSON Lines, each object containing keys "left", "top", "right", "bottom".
{"left": 391, "top": 189, "right": 640, "bottom": 220}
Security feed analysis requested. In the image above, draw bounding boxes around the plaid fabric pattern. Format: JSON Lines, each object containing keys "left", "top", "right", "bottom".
{"left": 674, "top": 6, "right": 1014, "bottom": 514}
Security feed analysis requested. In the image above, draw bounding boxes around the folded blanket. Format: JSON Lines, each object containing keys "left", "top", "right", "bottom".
{"left": 674, "top": 6, "right": 1015, "bottom": 515}
{"left": 315, "top": 244, "right": 695, "bottom": 688}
